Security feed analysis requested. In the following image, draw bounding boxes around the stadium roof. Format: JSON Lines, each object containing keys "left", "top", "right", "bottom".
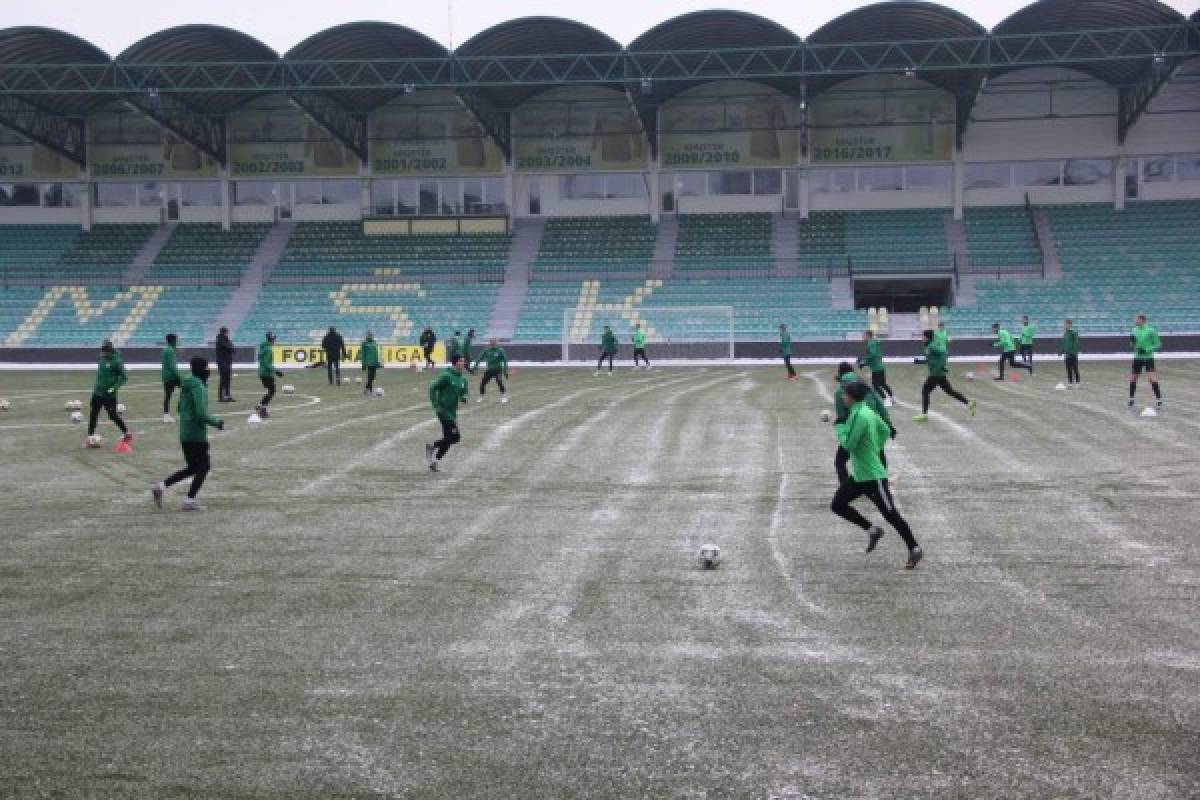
{"left": 0, "top": 1, "right": 1196, "bottom": 164}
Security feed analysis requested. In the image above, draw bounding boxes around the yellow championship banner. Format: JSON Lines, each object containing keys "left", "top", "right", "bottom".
{"left": 275, "top": 344, "right": 445, "bottom": 366}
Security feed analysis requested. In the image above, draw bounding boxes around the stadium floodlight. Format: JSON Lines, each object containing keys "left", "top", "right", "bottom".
{"left": 904, "top": 67, "right": 917, "bottom": 78}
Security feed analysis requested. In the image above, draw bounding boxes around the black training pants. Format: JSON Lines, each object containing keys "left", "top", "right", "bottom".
{"left": 598, "top": 352, "right": 615, "bottom": 372}
{"left": 424, "top": 346, "right": 435, "bottom": 368}
{"left": 164, "top": 441, "right": 211, "bottom": 499}
{"left": 364, "top": 365, "right": 378, "bottom": 391}
{"left": 1019, "top": 343, "right": 1034, "bottom": 365}
{"left": 998, "top": 351, "right": 1031, "bottom": 379}
{"left": 921, "top": 376, "right": 968, "bottom": 414}
{"left": 871, "top": 370, "right": 893, "bottom": 399}
{"left": 260, "top": 375, "right": 276, "bottom": 407}
{"left": 88, "top": 394, "right": 128, "bottom": 436}
{"left": 634, "top": 348, "right": 649, "bottom": 366}
{"left": 434, "top": 416, "right": 461, "bottom": 460}
{"left": 163, "top": 377, "right": 180, "bottom": 414}
{"left": 217, "top": 363, "right": 232, "bottom": 400}
{"left": 480, "top": 369, "right": 506, "bottom": 395}
{"left": 326, "top": 356, "right": 341, "bottom": 385}
{"left": 783, "top": 354, "right": 796, "bottom": 377}
{"left": 831, "top": 478, "right": 918, "bottom": 550}
{"left": 1064, "top": 355, "right": 1080, "bottom": 384}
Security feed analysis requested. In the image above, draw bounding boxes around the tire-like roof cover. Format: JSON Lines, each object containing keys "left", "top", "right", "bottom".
{"left": 807, "top": 2, "right": 986, "bottom": 98}
{"left": 992, "top": 0, "right": 1186, "bottom": 86}
{"left": 288, "top": 22, "right": 448, "bottom": 110}
{"left": 118, "top": 25, "right": 279, "bottom": 113}
{"left": 0, "top": 27, "right": 111, "bottom": 115}
{"left": 454, "top": 17, "right": 622, "bottom": 108}
{"left": 629, "top": 10, "right": 802, "bottom": 101}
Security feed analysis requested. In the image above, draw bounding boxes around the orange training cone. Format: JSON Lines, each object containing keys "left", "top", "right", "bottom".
{"left": 114, "top": 439, "right": 132, "bottom": 454}
{"left": 1009, "top": 372, "right": 1020, "bottom": 382}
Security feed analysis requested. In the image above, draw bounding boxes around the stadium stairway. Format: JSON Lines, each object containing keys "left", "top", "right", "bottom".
{"left": 650, "top": 216, "right": 677, "bottom": 279}
{"left": 943, "top": 215, "right": 969, "bottom": 271}
{"left": 204, "top": 222, "right": 293, "bottom": 343}
{"left": 1031, "top": 209, "right": 1062, "bottom": 279}
{"left": 485, "top": 219, "right": 541, "bottom": 340}
{"left": 121, "top": 224, "right": 174, "bottom": 285}
{"left": 830, "top": 276, "right": 854, "bottom": 310}
{"left": 773, "top": 214, "right": 799, "bottom": 277}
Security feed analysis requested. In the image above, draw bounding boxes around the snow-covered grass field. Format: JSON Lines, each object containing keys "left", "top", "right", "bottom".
{"left": 0, "top": 362, "right": 1197, "bottom": 797}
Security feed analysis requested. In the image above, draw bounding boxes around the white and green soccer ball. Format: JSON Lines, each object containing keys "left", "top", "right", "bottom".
{"left": 87, "top": 434, "right": 102, "bottom": 446}
{"left": 70, "top": 411, "right": 83, "bottom": 423}
{"left": 65, "top": 399, "right": 82, "bottom": 411}
{"left": 699, "top": 544, "right": 722, "bottom": 570}
{"left": 0, "top": 398, "right": 10, "bottom": 411}
{"left": 116, "top": 402, "right": 126, "bottom": 413}
{"left": 281, "top": 384, "right": 296, "bottom": 394}
{"left": 819, "top": 409, "right": 833, "bottom": 423}
{"left": 373, "top": 387, "right": 385, "bottom": 397}
{"left": 355, "top": 377, "right": 363, "bottom": 384}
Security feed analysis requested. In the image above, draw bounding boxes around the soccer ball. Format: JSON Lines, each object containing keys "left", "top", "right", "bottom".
{"left": 965, "top": 371, "right": 975, "bottom": 380}
{"left": 247, "top": 412, "right": 263, "bottom": 425}
{"left": 281, "top": 384, "right": 296, "bottom": 394}
{"left": 0, "top": 399, "right": 10, "bottom": 411}
{"left": 65, "top": 399, "right": 82, "bottom": 411}
{"left": 699, "top": 544, "right": 722, "bottom": 570}
{"left": 355, "top": 377, "right": 363, "bottom": 384}
{"left": 87, "top": 434, "right": 102, "bottom": 446}
{"left": 374, "top": 387, "right": 385, "bottom": 397}
{"left": 116, "top": 403, "right": 126, "bottom": 413}
{"left": 819, "top": 409, "right": 832, "bottom": 423}
{"left": 70, "top": 411, "right": 83, "bottom": 423}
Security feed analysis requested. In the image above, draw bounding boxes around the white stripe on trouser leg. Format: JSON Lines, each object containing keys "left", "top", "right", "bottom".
{"left": 876, "top": 479, "right": 894, "bottom": 513}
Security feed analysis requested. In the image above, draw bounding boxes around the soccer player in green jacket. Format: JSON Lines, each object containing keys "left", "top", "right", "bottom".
{"left": 992, "top": 323, "right": 1032, "bottom": 380}
{"left": 256, "top": 331, "right": 282, "bottom": 418}
{"left": 473, "top": 338, "right": 510, "bottom": 403}
{"left": 858, "top": 330, "right": 894, "bottom": 405}
{"left": 161, "top": 332, "right": 182, "bottom": 422}
{"left": 85, "top": 339, "right": 131, "bottom": 448}
{"left": 1060, "top": 319, "right": 1081, "bottom": 388}
{"left": 1128, "top": 313, "right": 1163, "bottom": 410}
{"left": 779, "top": 323, "right": 797, "bottom": 380}
{"left": 1019, "top": 315, "right": 1036, "bottom": 368}
{"left": 632, "top": 324, "right": 650, "bottom": 368}
{"left": 425, "top": 354, "right": 469, "bottom": 472}
{"left": 830, "top": 381, "right": 923, "bottom": 570}
{"left": 833, "top": 363, "right": 894, "bottom": 485}
{"left": 914, "top": 329, "right": 976, "bottom": 422}
{"left": 152, "top": 356, "right": 224, "bottom": 511}
{"left": 358, "top": 331, "right": 382, "bottom": 395}
{"left": 597, "top": 326, "right": 617, "bottom": 374}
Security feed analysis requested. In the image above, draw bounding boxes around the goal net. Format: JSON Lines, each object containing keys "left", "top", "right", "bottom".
{"left": 561, "top": 305, "right": 735, "bottom": 362}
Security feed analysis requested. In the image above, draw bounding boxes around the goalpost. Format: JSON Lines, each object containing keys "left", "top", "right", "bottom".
{"left": 561, "top": 306, "right": 735, "bottom": 362}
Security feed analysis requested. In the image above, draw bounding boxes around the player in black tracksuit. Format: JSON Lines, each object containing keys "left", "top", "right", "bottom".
{"left": 321, "top": 326, "right": 348, "bottom": 385}
{"left": 215, "top": 326, "right": 235, "bottom": 402}
{"left": 419, "top": 326, "right": 437, "bottom": 368}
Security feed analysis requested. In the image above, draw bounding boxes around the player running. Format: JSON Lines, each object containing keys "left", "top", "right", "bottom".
{"left": 632, "top": 324, "right": 650, "bottom": 369}
{"left": 1061, "top": 319, "right": 1081, "bottom": 388}
{"left": 256, "top": 331, "right": 282, "bottom": 419}
{"left": 779, "top": 323, "right": 797, "bottom": 381}
{"left": 425, "top": 354, "right": 469, "bottom": 472}
{"left": 1128, "top": 313, "right": 1163, "bottom": 410}
{"left": 830, "top": 381, "right": 923, "bottom": 570}
{"left": 913, "top": 329, "right": 976, "bottom": 422}
{"left": 359, "top": 331, "right": 382, "bottom": 395}
{"left": 152, "top": 356, "right": 224, "bottom": 512}
{"left": 858, "top": 330, "right": 894, "bottom": 406}
{"left": 161, "top": 332, "right": 181, "bottom": 422}
{"left": 935, "top": 321, "right": 949, "bottom": 349}
{"left": 992, "top": 323, "right": 1033, "bottom": 380}
{"left": 597, "top": 326, "right": 617, "bottom": 375}
{"left": 833, "top": 362, "right": 894, "bottom": 486}
{"left": 473, "top": 338, "right": 510, "bottom": 403}
{"left": 1019, "top": 315, "right": 1036, "bottom": 368}
{"left": 85, "top": 339, "right": 132, "bottom": 449}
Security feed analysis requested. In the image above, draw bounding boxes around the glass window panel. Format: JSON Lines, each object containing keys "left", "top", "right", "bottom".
{"left": 419, "top": 181, "right": 438, "bottom": 215}
{"left": 482, "top": 178, "right": 504, "bottom": 208}
{"left": 41, "top": 184, "right": 63, "bottom": 208}
{"left": 753, "top": 169, "right": 782, "bottom": 196}
{"left": 1063, "top": 159, "right": 1111, "bottom": 186}
{"left": 605, "top": 173, "right": 644, "bottom": 199}
{"left": 1142, "top": 157, "right": 1173, "bottom": 182}
{"left": 60, "top": 183, "right": 81, "bottom": 208}
{"left": 138, "top": 182, "right": 162, "bottom": 207}
{"left": 322, "top": 180, "right": 360, "bottom": 204}
{"left": 674, "top": 172, "right": 707, "bottom": 197}
{"left": 440, "top": 179, "right": 460, "bottom": 214}
{"left": 235, "top": 181, "right": 274, "bottom": 206}
{"left": 180, "top": 182, "right": 220, "bottom": 206}
{"left": 713, "top": 170, "right": 752, "bottom": 195}
{"left": 964, "top": 163, "right": 1010, "bottom": 189}
{"left": 397, "top": 180, "right": 418, "bottom": 215}
{"left": 1013, "top": 161, "right": 1062, "bottom": 187}
{"left": 809, "top": 168, "right": 855, "bottom": 194}
{"left": 561, "top": 174, "right": 604, "bottom": 199}
{"left": 294, "top": 180, "right": 322, "bottom": 204}
{"left": 462, "top": 179, "right": 483, "bottom": 213}
{"left": 905, "top": 165, "right": 951, "bottom": 191}
{"left": 1176, "top": 155, "right": 1200, "bottom": 181}
{"left": 860, "top": 167, "right": 903, "bottom": 192}
{"left": 784, "top": 171, "right": 799, "bottom": 209}
{"left": 9, "top": 183, "right": 40, "bottom": 206}
{"left": 96, "top": 183, "right": 136, "bottom": 207}
{"left": 371, "top": 180, "right": 395, "bottom": 215}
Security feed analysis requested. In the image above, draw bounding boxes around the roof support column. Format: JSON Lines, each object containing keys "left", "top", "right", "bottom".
{"left": 360, "top": 160, "right": 371, "bottom": 219}
{"left": 80, "top": 168, "right": 93, "bottom": 232}
{"left": 952, "top": 146, "right": 964, "bottom": 221}
{"left": 648, "top": 155, "right": 660, "bottom": 223}
{"left": 1113, "top": 151, "right": 1126, "bottom": 212}
{"left": 503, "top": 161, "right": 515, "bottom": 221}
{"left": 219, "top": 164, "right": 232, "bottom": 231}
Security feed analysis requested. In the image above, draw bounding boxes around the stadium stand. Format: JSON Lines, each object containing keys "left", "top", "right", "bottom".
{"left": 962, "top": 207, "right": 1041, "bottom": 269}
{"left": 674, "top": 213, "right": 773, "bottom": 274}
{"left": 148, "top": 223, "right": 271, "bottom": 283}
{"left": 532, "top": 216, "right": 655, "bottom": 279}
{"left": 798, "top": 210, "right": 951, "bottom": 273}
{"left": 271, "top": 221, "right": 511, "bottom": 283}
{"left": 0, "top": 225, "right": 154, "bottom": 284}
{"left": 236, "top": 282, "right": 499, "bottom": 344}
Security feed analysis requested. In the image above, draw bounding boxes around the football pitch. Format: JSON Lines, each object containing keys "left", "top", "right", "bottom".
{"left": 0, "top": 361, "right": 1197, "bottom": 798}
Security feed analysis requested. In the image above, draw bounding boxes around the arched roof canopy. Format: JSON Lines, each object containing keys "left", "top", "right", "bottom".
{"left": 806, "top": 2, "right": 987, "bottom": 101}
{"left": 0, "top": 27, "right": 111, "bottom": 116}
{"left": 991, "top": 0, "right": 1187, "bottom": 87}
{"left": 628, "top": 11, "right": 802, "bottom": 103}
{"left": 117, "top": 25, "right": 279, "bottom": 114}
{"left": 287, "top": 22, "right": 448, "bottom": 111}
{"left": 454, "top": 17, "right": 623, "bottom": 109}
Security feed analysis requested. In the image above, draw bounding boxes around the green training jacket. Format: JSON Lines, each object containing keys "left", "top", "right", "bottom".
{"left": 834, "top": 373, "right": 892, "bottom": 429}
{"left": 601, "top": 331, "right": 618, "bottom": 354}
{"left": 924, "top": 341, "right": 950, "bottom": 378}
{"left": 474, "top": 346, "right": 508, "bottom": 374}
{"left": 257, "top": 340, "right": 275, "bottom": 378}
{"left": 178, "top": 374, "right": 221, "bottom": 443}
{"left": 1061, "top": 329, "right": 1080, "bottom": 357}
{"left": 161, "top": 345, "right": 181, "bottom": 384}
{"left": 632, "top": 329, "right": 647, "bottom": 348}
{"left": 1020, "top": 324, "right": 1036, "bottom": 346}
{"left": 92, "top": 352, "right": 127, "bottom": 397}
{"left": 835, "top": 402, "right": 891, "bottom": 482}
{"left": 429, "top": 368, "right": 468, "bottom": 421}
{"left": 779, "top": 330, "right": 792, "bottom": 355}
{"left": 993, "top": 329, "right": 1016, "bottom": 353}
{"left": 864, "top": 338, "right": 884, "bottom": 373}
{"left": 358, "top": 339, "right": 381, "bottom": 368}
{"left": 1131, "top": 324, "right": 1161, "bottom": 358}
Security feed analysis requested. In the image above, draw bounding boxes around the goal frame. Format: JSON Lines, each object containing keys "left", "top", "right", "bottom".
{"left": 561, "top": 305, "right": 735, "bottom": 362}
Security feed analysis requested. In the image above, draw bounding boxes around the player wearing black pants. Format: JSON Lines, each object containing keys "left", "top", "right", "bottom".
{"left": 474, "top": 339, "right": 510, "bottom": 403}
{"left": 597, "top": 326, "right": 617, "bottom": 374}
{"left": 161, "top": 333, "right": 181, "bottom": 419}
{"left": 425, "top": 355, "right": 469, "bottom": 472}
{"left": 1061, "top": 319, "right": 1081, "bottom": 388}
{"left": 88, "top": 394, "right": 129, "bottom": 439}
{"left": 256, "top": 331, "right": 281, "bottom": 418}
{"left": 153, "top": 357, "right": 224, "bottom": 511}
{"left": 1128, "top": 314, "right": 1163, "bottom": 410}
{"left": 913, "top": 330, "right": 976, "bottom": 422}
{"left": 322, "top": 326, "right": 347, "bottom": 385}
{"left": 832, "top": 363, "right": 892, "bottom": 485}
{"left": 419, "top": 326, "right": 437, "bottom": 368}
{"left": 85, "top": 340, "right": 132, "bottom": 448}
{"left": 215, "top": 326, "right": 235, "bottom": 402}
